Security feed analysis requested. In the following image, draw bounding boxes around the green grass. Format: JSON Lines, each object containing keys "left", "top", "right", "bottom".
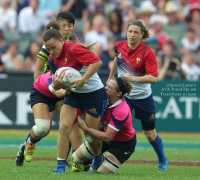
{"left": 0, "top": 130, "right": 200, "bottom": 180}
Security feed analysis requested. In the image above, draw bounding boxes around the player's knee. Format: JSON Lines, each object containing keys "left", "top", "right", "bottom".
{"left": 33, "top": 119, "right": 50, "bottom": 137}
{"left": 101, "top": 156, "right": 120, "bottom": 173}
{"left": 80, "top": 142, "right": 93, "bottom": 159}
{"left": 85, "top": 135, "right": 94, "bottom": 143}
{"left": 72, "top": 152, "right": 84, "bottom": 163}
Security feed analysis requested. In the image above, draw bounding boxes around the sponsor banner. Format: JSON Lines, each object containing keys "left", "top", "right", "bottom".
{"left": 0, "top": 73, "right": 199, "bottom": 132}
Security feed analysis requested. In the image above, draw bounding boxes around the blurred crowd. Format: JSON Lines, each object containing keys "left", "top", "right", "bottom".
{"left": 0, "top": 0, "right": 200, "bottom": 81}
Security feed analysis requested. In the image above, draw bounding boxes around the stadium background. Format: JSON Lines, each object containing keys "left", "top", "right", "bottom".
{"left": 0, "top": 0, "right": 200, "bottom": 132}
{"left": 0, "top": 1, "right": 199, "bottom": 179}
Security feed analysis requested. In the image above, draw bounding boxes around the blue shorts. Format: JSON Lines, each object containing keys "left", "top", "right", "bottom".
{"left": 125, "top": 94, "right": 156, "bottom": 122}
{"left": 63, "top": 88, "right": 107, "bottom": 118}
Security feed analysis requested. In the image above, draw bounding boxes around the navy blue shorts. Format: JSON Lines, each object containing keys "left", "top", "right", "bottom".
{"left": 30, "top": 87, "right": 63, "bottom": 112}
{"left": 125, "top": 94, "right": 156, "bottom": 122}
{"left": 63, "top": 88, "right": 107, "bottom": 118}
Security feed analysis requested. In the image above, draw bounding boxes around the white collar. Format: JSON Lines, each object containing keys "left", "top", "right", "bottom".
{"left": 108, "top": 99, "right": 122, "bottom": 108}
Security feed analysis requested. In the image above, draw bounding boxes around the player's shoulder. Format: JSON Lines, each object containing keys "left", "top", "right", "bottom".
{"left": 114, "top": 40, "right": 127, "bottom": 49}
{"left": 140, "top": 43, "right": 154, "bottom": 55}
{"left": 112, "top": 100, "right": 130, "bottom": 120}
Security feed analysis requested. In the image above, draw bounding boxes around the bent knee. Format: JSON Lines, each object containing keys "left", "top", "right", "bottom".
{"left": 33, "top": 119, "right": 51, "bottom": 137}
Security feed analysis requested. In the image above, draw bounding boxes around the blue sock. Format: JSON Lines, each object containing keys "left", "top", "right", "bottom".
{"left": 150, "top": 135, "right": 166, "bottom": 163}
{"left": 57, "top": 160, "right": 66, "bottom": 170}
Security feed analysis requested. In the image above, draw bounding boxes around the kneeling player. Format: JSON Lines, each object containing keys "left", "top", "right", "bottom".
{"left": 72, "top": 77, "right": 137, "bottom": 174}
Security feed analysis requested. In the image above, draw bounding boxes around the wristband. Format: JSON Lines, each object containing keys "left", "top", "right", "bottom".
{"left": 48, "top": 84, "right": 54, "bottom": 92}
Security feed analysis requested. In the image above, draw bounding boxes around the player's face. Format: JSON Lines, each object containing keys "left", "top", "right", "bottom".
{"left": 127, "top": 25, "right": 144, "bottom": 44}
{"left": 44, "top": 38, "right": 64, "bottom": 58}
{"left": 59, "top": 20, "right": 74, "bottom": 41}
{"left": 105, "top": 79, "right": 119, "bottom": 99}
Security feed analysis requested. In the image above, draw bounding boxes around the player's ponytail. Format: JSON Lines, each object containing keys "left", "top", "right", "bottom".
{"left": 127, "top": 20, "right": 150, "bottom": 41}
{"left": 45, "top": 19, "right": 60, "bottom": 31}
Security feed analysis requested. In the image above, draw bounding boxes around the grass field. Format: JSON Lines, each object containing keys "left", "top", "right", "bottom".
{"left": 0, "top": 130, "right": 200, "bottom": 180}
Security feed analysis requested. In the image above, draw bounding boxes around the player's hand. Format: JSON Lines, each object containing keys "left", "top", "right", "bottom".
{"left": 65, "top": 88, "right": 72, "bottom": 95}
{"left": 52, "top": 72, "right": 65, "bottom": 90}
{"left": 77, "top": 116, "right": 87, "bottom": 131}
{"left": 123, "top": 73, "right": 133, "bottom": 80}
{"left": 70, "top": 77, "right": 87, "bottom": 89}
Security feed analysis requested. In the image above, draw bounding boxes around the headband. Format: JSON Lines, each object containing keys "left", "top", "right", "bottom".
{"left": 115, "top": 77, "right": 126, "bottom": 96}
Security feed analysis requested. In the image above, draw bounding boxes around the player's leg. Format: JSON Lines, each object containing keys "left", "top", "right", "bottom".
{"left": 53, "top": 104, "right": 76, "bottom": 174}
{"left": 97, "top": 152, "right": 121, "bottom": 174}
{"left": 134, "top": 94, "right": 168, "bottom": 170}
{"left": 72, "top": 141, "right": 93, "bottom": 172}
{"left": 84, "top": 113, "right": 103, "bottom": 173}
{"left": 98, "top": 135, "right": 136, "bottom": 174}
{"left": 142, "top": 121, "right": 168, "bottom": 170}
{"left": 24, "top": 103, "right": 51, "bottom": 162}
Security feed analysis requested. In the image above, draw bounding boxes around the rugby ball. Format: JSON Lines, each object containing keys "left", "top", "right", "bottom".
{"left": 55, "top": 67, "right": 82, "bottom": 88}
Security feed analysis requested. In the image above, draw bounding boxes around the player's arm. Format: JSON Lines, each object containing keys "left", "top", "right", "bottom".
{"left": 77, "top": 116, "right": 117, "bottom": 143}
{"left": 70, "top": 45, "right": 102, "bottom": 89}
{"left": 107, "top": 57, "right": 117, "bottom": 84}
{"left": 124, "top": 49, "right": 157, "bottom": 84}
{"left": 124, "top": 74, "right": 157, "bottom": 84}
{"left": 34, "top": 57, "right": 45, "bottom": 81}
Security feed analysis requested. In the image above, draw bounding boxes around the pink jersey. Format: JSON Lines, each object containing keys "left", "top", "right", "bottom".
{"left": 101, "top": 99, "right": 136, "bottom": 142}
{"left": 34, "top": 72, "right": 57, "bottom": 98}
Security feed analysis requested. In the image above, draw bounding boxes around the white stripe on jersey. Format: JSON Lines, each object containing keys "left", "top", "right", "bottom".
{"left": 118, "top": 60, "right": 151, "bottom": 100}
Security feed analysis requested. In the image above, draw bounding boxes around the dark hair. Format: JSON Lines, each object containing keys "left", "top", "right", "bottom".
{"left": 109, "top": 9, "right": 123, "bottom": 34}
{"left": 186, "top": 27, "right": 195, "bottom": 33}
{"left": 43, "top": 29, "right": 63, "bottom": 42}
{"left": 114, "top": 77, "right": 132, "bottom": 98}
{"left": 127, "top": 20, "right": 150, "bottom": 41}
{"left": 45, "top": 20, "right": 60, "bottom": 30}
{"left": 56, "top": 11, "right": 75, "bottom": 25}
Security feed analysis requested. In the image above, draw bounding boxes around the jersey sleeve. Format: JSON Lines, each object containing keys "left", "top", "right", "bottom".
{"left": 145, "top": 49, "right": 158, "bottom": 76}
{"left": 48, "top": 55, "right": 57, "bottom": 74}
{"left": 37, "top": 45, "right": 50, "bottom": 61}
{"left": 71, "top": 44, "right": 100, "bottom": 66}
{"left": 108, "top": 109, "right": 129, "bottom": 131}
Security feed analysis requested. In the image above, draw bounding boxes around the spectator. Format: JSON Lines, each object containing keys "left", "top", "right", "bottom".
{"left": 1, "top": 42, "right": 24, "bottom": 71}
{"left": 0, "top": 0, "right": 17, "bottom": 32}
{"left": 163, "top": 1, "right": 186, "bottom": 49}
{"left": 149, "top": 14, "right": 169, "bottom": 50}
{"left": 181, "top": 53, "right": 200, "bottom": 80}
{"left": 0, "top": 57, "right": 5, "bottom": 71}
{"left": 138, "top": 0, "right": 157, "bottom": 29}
{"left": 12, "top": 0, "right": 29, "bottom": 15}
{"left": 189, "top": 3, "right": 200, "bottom": 37}
{"left": 62, "top": 0, "right": 88, "bottom": 20}
{"left": 127, "top": 8, "right": 137, "bottom": 23}
{"left": 157, "top": 0, "right": 166, "bottom": 14}
{"left": 84, "top": 15, "right": 111, "bottom": 51}
{"left": 88, "top": 0, "right": 117, "bottom": 17}
{"left": 39, "top": 0, "right": 61, "bottom": 19}
{"left": 194, "top": 46, "right": 200, "bottom": 66}
{"left": 94, "top": 42, "right": 110, "bottom": 70}
{"left": 176, "top": 0, "right": 190, "bottom": 22}
{"left": 18, "top": 0, "right": 48, "bottom": 32}
{"left": 180, "top": 28, "right": 200, "bottom": 55}
{"left": 108, "top": 9, "right": 123, "bottom": 35}
{"left": 158, "top": 42, "right": 186, "bottom": 80}
{"left": 0, "top": 30, "right": 9, "bottom": 57}
{"left": 25, "top": 42, "right": 40, "bottom": 71}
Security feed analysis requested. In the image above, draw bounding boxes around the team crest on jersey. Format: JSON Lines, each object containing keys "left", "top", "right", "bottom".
{"left": 117, "top": 53, "right": 122, "bottom": 59}
{"left": 136, "top": 57, "right": 140, "bottom": 63}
